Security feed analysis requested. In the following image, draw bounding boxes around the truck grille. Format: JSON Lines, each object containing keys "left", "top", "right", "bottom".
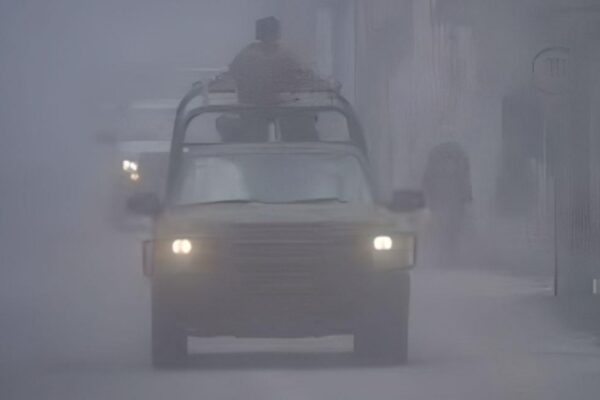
{"left": 219, "top": 223, "right": 367, "bottom": 299}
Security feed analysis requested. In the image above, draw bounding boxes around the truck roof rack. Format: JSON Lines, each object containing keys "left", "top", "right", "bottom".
{"left": 203, "top": 72, "right": 342, "bottom": 94}
{"left": 177, "top": 73, "right": 347, "bottom": 119}
{"left": 171, "top": 73, "right": 366, "bottom": 156}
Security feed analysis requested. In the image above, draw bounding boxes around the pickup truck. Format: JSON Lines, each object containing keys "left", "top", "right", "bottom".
{"left": 129, "top": 80, "right": 424, "bottom": 367}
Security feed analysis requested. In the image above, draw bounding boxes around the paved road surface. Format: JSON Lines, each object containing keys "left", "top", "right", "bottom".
{"left": 2, "top": 250, "right": 599, "bottom": 400}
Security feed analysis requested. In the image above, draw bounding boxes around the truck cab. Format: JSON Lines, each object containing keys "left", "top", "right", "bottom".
{"left": 130, "top": 79, "right": 423, "bottom": 367}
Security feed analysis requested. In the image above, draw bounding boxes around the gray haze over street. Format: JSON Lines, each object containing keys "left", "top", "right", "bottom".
{"left": 2, "top": 1, "right": 600, "bottom": 399}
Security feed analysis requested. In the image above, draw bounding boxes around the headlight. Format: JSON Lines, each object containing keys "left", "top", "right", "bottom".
{"left": 373, "top": 234, "right": 416, "bottom": 269}
{"left": 122, "top": 160, "right": 139, "bottom": 173}
{"left": 373, "top": 236, "right": 393, "bottom": 251}
{"left": 172, "top": 239, "right": 193, "bottom": 255}
{"left": 129, "top": 172, "right": 140, "bottom": 182}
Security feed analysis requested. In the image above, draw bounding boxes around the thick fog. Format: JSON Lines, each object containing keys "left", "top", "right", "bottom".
{"left": 1, "top": 1, "right": 600, "bottom": 399}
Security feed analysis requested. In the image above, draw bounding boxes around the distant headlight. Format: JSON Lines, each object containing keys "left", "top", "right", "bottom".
{"left": 172, "top": 239, "right": 193, "bottom": 255}
{"left": 129, "top": 172, "right": 140, "bottom": 182}
{"left": 122, "top": 160, "right": 139, "bottom": 173}
{"left": 373, "top": 236, "right": 393, "bottom": 251}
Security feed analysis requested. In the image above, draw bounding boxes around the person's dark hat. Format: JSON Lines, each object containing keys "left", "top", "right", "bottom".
{"left": 256, "top": 16, "right": 281, "bottom": 42}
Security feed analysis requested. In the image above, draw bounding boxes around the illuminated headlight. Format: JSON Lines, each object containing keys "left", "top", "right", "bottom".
{"left": 172, "top": 239, "right": 193, "bottom": 255}
{"left": 373, "top": 236, "right": 393, "bottom": 251}
{"left": 129, "top": 172, "right": 140, "bottom": 182}
{"left": 122, "top": 160, "right": 139, "bottom": 173}
{"left": 373, "top": 234, "right": 416, "bottom": 269}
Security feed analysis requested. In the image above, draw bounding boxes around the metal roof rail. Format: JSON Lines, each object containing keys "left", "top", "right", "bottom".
{"left": 176, "top": 73, "right": 343, "bottom": 120}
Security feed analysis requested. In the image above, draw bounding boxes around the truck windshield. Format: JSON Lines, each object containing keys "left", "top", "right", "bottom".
{"left": 173, "top": 153, "right": 373, "bottom": 205}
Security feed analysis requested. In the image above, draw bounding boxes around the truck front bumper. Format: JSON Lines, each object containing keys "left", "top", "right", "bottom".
{"left": 153, "top": 266, "right": 410, "bottom": 338}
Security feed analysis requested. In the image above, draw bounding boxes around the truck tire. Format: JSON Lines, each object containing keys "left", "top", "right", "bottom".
{"left": 354, "top": 271, "right": 410, "bottom": 364}
{"left": 151, "top": 280, "right": 187, "bottom": 368}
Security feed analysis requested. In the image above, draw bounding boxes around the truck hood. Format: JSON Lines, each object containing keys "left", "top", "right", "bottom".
{"left": 156, "top": 203, "right": 417, "bottom": 236}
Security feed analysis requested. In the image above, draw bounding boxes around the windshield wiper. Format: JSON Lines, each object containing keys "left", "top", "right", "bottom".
{"left": 286, "top": 198, "right": 348, "bottom": 204}
{"left": 180, "top": 199, "right": 349, "bottom": 206}
{"left": 200, "top": 200, "right": 259, "bottom": 205}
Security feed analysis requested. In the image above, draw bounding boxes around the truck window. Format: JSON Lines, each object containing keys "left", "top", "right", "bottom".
{"left": 173, "top": 153, "right": 373, "bottom": 205}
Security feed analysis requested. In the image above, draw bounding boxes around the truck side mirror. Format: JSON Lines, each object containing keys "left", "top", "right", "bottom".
{"left": 127, "top": 192, "right": 162, "bottom": 216}
{"left": 389, "top": 190, "right": 425, "bottom": 213}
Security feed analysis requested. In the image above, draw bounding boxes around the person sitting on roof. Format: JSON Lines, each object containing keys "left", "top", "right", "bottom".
{"left": 229, "top": 17, "right": 314, "bottom": 105}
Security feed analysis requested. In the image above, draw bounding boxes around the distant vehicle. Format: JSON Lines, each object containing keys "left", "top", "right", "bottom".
{"left": 108, "top": 99, "right": 176, "bottom": 231}
{"left": 129, "top": 78, "right": 424, "bottom": 367}
{"left": 111, "top": 140, "right": 169, "bottom": 232}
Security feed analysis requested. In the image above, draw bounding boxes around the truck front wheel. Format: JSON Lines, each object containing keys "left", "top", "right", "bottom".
{"left": 151, "top": 280, "right": 187, "bottom": 368}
